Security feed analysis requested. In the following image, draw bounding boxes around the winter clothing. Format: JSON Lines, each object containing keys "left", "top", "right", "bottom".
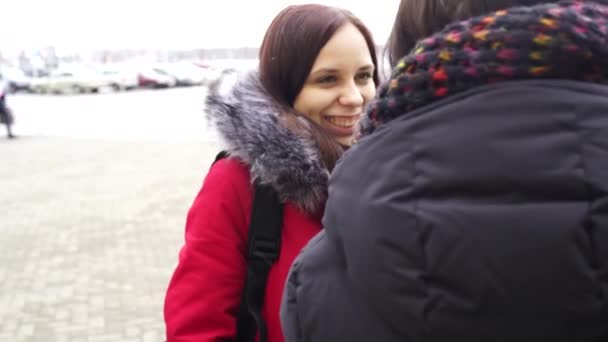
{"left": 281, "top": 2, "right": 608, "bottom": 341}
{"left": 0, "top": 80, "right": 15, "bottom": 138}
{"left": 164, "top": 71, "right": 327, "bottom": 342}
{"left": 0, "top": 97, "right": 12, "bottom": 125}
{"left": 363, "top": 0, "right": 608, "bottom": 133}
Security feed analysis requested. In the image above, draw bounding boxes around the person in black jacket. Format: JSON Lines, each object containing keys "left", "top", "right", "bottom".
{"left": 0, "top": 76, "right": 15, "bottom": 139}
{"left": 281, "top": 1, "right": 608, "bottom": 341}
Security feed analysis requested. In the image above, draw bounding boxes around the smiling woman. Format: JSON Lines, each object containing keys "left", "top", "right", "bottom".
{"left": 163, "top": 4, "right": 379, "bottom": 342}
{"left": 259, "top": 4, "right": 380, "bottom": 165}
{"left": 293, "top": 23, "right": 376, "bottom": 146}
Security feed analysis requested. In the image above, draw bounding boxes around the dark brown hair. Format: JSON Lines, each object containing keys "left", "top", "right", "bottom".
{"left": 386, "top": 0, "right": 559, "bottom": 66}
{"left": 259, "top": 4, "right": 379, "bottom": 171}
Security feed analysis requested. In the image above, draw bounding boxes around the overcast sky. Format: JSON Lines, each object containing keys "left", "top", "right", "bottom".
{"left": 2, "top": 0, "right": 399, "bottom": 53}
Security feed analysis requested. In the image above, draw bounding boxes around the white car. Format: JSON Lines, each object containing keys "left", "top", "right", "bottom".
{"left": 96, "top": 66, "right": 139, "bottom": 91}
{"left": 155, "top": 63, "right": 207, "bottom": 86}
{"left": 31, "top": 66, "right": 113, "bottom": 94}
{"left": 0, "top": 67, "right": 33, "bottom": 93}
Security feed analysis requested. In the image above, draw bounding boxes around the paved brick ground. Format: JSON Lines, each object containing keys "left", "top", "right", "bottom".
{"left": 0, "top": 136, "right": 221, "bottom": 342}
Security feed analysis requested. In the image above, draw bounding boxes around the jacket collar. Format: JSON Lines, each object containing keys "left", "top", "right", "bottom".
{"left": 205, "top": 70, "right": 329, "bottom": 215}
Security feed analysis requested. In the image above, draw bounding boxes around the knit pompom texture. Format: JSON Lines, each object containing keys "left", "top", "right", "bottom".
{"left": 364, "top": 0, "right": 608, "bottom": 133}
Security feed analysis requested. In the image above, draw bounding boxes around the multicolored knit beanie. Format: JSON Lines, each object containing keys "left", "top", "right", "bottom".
{"left": 362, "top": 0, "right": 608, "bottom": 134}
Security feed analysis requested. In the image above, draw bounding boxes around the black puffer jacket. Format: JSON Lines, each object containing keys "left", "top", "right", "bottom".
{"left": 281, "top": 2, "right": 608, "bottom": 341}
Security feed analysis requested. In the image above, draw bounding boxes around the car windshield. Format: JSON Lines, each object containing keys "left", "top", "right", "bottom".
{"left": 153, "top": 68, "right": 169, "bottom": 75}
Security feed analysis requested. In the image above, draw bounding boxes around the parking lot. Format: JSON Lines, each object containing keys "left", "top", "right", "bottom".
{"left": 6, "top": 86, "right": 218, "bottom": 141}
{"left": 0, "top": 87, "right": 222, "bottom": 341}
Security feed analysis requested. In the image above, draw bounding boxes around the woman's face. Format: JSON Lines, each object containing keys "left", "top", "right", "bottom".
{"left": 294, "top": 23, "right": 376, "bottom": 146}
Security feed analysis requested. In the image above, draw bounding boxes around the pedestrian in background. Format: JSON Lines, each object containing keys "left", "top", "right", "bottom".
{"left": 0, "top": 74, "right": 15, "bottom": 139}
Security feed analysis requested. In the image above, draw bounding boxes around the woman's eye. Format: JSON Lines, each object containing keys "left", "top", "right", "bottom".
{"left": 317, "top": 75, "right": 337, "bottom": 83}
{"left": 357, "top": 72, "right": 372, "bottom": 81}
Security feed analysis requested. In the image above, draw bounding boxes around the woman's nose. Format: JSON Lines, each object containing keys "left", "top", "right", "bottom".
{"left": 338, "top": 82, "right": 364, "bottom": 107}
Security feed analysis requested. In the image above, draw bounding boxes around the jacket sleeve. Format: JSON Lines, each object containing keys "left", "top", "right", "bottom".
{"left": 280, "top": 231, "right": 328, "bottom": 342}
{"left": 164, "top": 158, "right": 253, "bottom": 342}
{"left": 281, "top": 257, "right": 303, "bottom": 342}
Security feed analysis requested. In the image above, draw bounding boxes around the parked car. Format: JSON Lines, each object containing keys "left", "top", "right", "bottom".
{"left": 0, "top": 67, "right": 33, "bottom": 93}
{"left": 95, "top": 65, "right": 139, "bottom": 91}
{"left": 137, "top": 67, "right": 177, "bottom": 88}
{"left": 154, "top": 63, "right": 206, "bottom": 86}
{"left": 194, "top": 60, "right": 252, "bottom": 85}
{"left": 31, "top": 66, "right": 114, "bottom": 94}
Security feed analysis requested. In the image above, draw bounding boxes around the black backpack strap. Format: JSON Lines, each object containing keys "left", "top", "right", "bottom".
{"left": 213, "top": 150, "right": 283, "bottom": 342}
{"left": 236, "top": 184, "right": 283, "bottom": 342}
{"left": 213, "top": 150, "right": 231, "bottom": 164}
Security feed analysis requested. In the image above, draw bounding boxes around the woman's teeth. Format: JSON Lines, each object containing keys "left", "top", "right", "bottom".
{"left": 325, "top": 116, "right": 358, "bottom": 128}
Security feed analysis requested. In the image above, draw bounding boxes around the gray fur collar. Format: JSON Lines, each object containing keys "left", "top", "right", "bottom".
{"left": 205, "top": 70, "right": 329, "bottom": 215}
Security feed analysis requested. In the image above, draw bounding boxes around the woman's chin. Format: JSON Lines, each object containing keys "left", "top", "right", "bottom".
{"left": 335, "top": 135, "right": 356, "bottom": 147}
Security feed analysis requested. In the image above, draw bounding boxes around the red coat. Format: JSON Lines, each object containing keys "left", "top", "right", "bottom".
{"left": 165, "top": 70, "right": 330, "bottom": 341}
{"left": 164, "top": 158, "right": 322, "bottom": 341}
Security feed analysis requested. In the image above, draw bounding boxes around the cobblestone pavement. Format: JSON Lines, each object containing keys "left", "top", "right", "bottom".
{"left": 0, "top": 136, "right": 221, "bottom": 342}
